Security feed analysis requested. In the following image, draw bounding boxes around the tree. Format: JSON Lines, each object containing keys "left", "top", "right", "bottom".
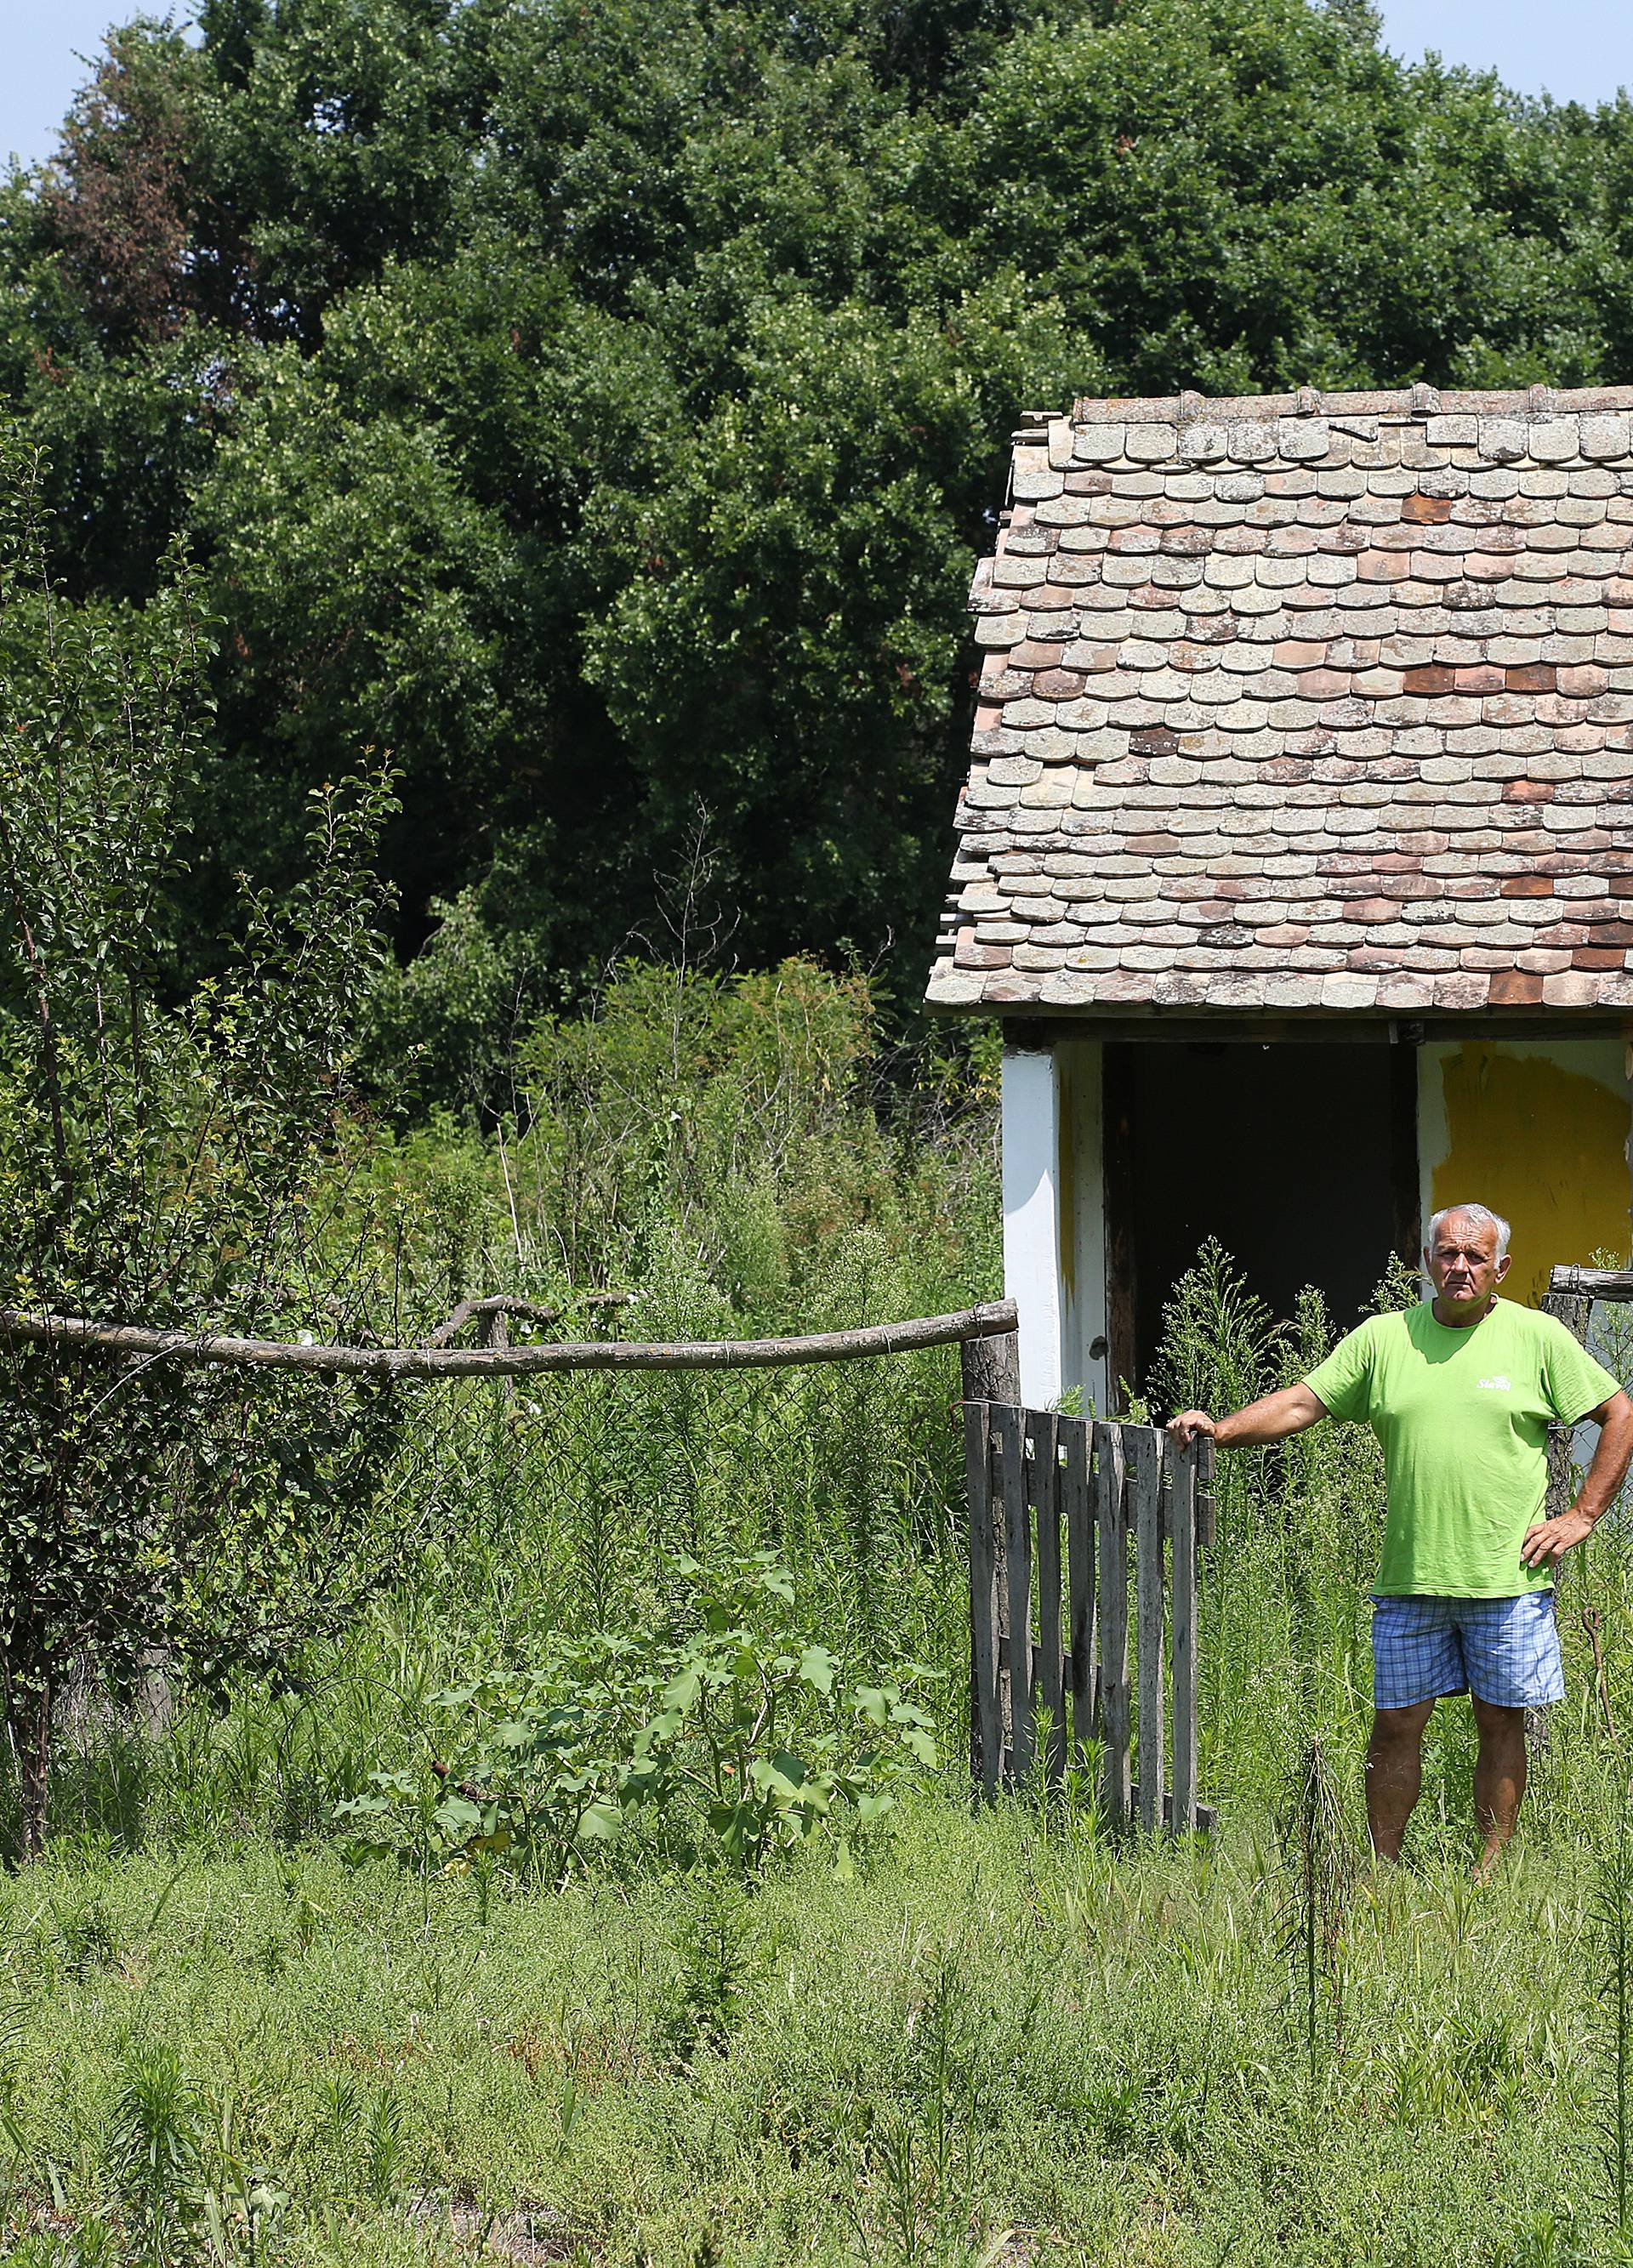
{"left": 39, "top": 20, "right": 209, "bottom": 348}
{"left": 5, "top": 0, "right": 1633, "bottom": 1062}
{"left": 0, "top": 446, "right": 407, "bottom": 1855}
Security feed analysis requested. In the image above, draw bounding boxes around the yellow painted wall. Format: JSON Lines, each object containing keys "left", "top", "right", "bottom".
{"left": 1422, "top": 1040, "right": 1633, "bottom": 1305}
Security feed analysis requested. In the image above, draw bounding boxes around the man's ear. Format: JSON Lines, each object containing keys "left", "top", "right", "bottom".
{"left": 1494, "top": 1253, "right": 1512, "bottom": 1282}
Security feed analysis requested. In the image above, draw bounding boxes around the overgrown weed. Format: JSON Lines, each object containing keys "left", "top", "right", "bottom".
{"left": 3, "top": 990, "right": 1633, "bottom": 2259}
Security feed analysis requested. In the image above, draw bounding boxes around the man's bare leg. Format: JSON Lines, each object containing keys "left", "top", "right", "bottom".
{"left": 1471, "top": 1696, "right": 1528, "bottom": 1877}
{"left": 1366, "top": 1699, "right": 1436, "bottom": 1860}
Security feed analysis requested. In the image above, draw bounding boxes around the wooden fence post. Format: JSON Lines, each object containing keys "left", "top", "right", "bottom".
{"left": 961, "top": 1331, "right": 1020, "bottom": 1408}
{"left": 960, "top": 1333, "right": 1018, "bottom": 1799}
{"left": 1540, "top": 1282, "right": 1593, "bottom": 1521}
{"left": 1131, "top": 1426, "right": 1165, "bottom": 1832}
{"left": 1094, "top": 1420, "right": 1130, "bottom": 1829}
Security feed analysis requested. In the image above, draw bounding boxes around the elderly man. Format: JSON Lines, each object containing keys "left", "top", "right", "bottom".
{"left": 1169, "top": 1203, "right": 1633, "bottom": 1870}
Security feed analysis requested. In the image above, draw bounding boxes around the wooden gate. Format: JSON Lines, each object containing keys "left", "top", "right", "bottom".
{"left": 962, "top": 1392, "right": 1215, "bottom": 1833}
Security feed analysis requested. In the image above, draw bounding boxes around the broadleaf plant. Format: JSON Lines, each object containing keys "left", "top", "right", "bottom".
{"left": 338, "top": 1552, "right": 938, "bottom": 1881}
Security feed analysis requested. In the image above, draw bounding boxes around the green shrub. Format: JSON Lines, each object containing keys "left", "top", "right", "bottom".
{"left": 338, "top": 1553, "right": 936, "bottom": 1883}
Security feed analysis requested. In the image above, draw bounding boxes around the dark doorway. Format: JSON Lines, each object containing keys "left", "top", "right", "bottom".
{"left": 1104, "top": 1039, "right": 1419, "bottom": 1396}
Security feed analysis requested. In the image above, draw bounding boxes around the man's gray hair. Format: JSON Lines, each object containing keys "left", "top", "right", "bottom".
{"left": 1426, "top": 1202, "right": 1511, "bottom": 1260}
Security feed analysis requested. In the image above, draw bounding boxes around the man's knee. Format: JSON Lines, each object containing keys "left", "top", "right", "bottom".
{"left": 1471, "top": 1695, "right": 1526, "bottom": 1741}
{"left": 1370, "top": 1701, "right": 1434, "bottom": 1750}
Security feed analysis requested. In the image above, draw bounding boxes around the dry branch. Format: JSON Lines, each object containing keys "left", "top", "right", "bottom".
{"left": 1550, "top": 1266, "right": 1633, "bottom": 1300}
{"left": 0, "top": 1299, "right": 1020, "bottom": 1379}
{"left": 427, "top": 1296, "right": 558, "bottom": 1347}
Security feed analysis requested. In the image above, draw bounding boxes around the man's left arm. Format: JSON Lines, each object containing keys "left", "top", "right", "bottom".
{"left": 1520, "top": 1389, "right": 1633, "bottom": 1566}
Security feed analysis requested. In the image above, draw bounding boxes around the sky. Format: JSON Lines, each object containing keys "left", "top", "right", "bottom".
{"left": 1380, "top": 0, "right": 1633, "bottom": 106}
{"left": 0, "top": 0, "right": 166, "bottom": 171}
{"left": 1, "top": 0, "right": 1631, "bottom": 175}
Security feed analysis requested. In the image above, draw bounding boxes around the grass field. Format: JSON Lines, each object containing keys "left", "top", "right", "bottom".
{"left": 0, "top": 1760, "right": 1624, "bottom": 2268}
{"left": 5, "top": 1486, "right": 1633, "bottom": 2268}
{"left": 4, "top": 972, "right": 1632, "bottom": 2266}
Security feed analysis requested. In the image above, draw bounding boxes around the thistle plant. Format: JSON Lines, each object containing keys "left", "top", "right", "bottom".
{"left": 1278, "top": 1734, "right": 1356, "bottom": 2081}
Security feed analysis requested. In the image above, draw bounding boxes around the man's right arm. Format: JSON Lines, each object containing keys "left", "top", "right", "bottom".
{"left": 1168, "top": 1384, "right": 1329, "bottom": 1449}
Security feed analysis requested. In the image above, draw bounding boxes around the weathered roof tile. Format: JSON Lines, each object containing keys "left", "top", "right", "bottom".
{"left": 929, "top": 384, "right": 1633, "bottom": 1015}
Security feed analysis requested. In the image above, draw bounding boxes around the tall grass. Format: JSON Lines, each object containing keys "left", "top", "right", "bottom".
{"left": 6, "top": 969, "right": 1633, "bottom": 2261}
{"left": 0, "top": 1807, "right": 1623, "bottom": 2268}
{"left": 3, "top": 961, "right": 999, "bottom": 1859}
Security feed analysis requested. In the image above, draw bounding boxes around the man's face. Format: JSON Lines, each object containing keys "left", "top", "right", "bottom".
{"left": 1424, "top": 1214, "right": 1510, "bottom": 1310}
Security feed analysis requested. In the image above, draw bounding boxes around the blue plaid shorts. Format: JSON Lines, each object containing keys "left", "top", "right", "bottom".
{"left": 1371, "top": 1592, "right": 1565, "bottom": 1710}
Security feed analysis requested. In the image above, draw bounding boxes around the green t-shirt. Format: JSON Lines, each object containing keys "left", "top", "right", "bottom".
{"left": 1303, "top": 1299, "right": 1620, "bottom": 1597}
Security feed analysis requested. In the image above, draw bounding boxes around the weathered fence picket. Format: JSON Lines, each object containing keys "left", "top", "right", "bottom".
{"left": 961, "top": 1377, "right": 1214, "bottom": 1835}
{"left": 995, "top": 1404, "right": 1031, "bottom": 1782}
{"left": 1032, "top": 1414, "right": 1066, "bottom": 1784}
{"left": 1169, "top": 1436, "right": 1199, "bottom": 1833}
{"left": 1132, "top": 1424, "right": 1165, "bottom": 1833}
{"left": 1094, "top": 1418, "right": 1131, "bottom": 1827}
{"left": 964, "top": 1396, "right": 1003, "bottom": 1798}
{"left": 1062, "top": 1420, "right": 1094, "bottom": 1766}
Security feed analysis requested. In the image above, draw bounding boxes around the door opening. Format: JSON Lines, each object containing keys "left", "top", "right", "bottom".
{"left": 1104, "top": 1039, "right": 1419, "bottom": 1399}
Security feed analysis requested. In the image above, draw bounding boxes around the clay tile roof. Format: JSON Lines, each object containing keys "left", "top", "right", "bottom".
{"left": 925, "top": 384, "right": 1633, "bottom": 1017}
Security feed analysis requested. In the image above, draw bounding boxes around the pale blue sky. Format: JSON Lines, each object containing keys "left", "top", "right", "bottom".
{"left": 1, "top": 0, "right": 182, "bottom": 170}
{"left": 1381, "top": 0, "right": 1633, "bottom": 106}
{"left": 1, "top": 0, "right": 1630, "bottom": 174}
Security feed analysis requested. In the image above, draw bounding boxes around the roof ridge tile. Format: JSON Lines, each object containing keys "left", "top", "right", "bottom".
{"left": 1067, "top": 384, "right": 1633, "bottom": 427}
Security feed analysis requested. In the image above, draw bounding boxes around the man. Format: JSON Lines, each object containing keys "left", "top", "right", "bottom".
{"left": 1169, "top": 1203, "right": 1633, "bottom": 1872}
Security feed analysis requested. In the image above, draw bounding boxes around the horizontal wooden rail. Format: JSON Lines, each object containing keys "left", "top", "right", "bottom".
{"left": 1549, "top": 1266, "right": 1633, "bottom": 1300}
{"left": 0, "top": 1299, "right": 1019, "bottom": 1380}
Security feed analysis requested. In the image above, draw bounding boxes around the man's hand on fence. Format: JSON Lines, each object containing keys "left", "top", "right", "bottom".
{"left": 1169, "top": 1385, "right": 1327, "bottom": 1450}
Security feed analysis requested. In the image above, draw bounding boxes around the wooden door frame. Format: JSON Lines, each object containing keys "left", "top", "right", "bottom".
{"left": 1101, "top": 1041, "right": 1138, "bottom": 1410}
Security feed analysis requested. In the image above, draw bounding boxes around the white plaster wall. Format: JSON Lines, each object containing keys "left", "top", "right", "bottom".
{"left": 999, "top": 1039, "right": 1110, "bottom": 1415}
{"left": 1001, "top": 1044, "right": 1063, "bottom": 1410}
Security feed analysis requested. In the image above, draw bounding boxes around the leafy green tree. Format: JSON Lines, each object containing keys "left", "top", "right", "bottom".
{"left": 6, "top": 0, "right": 1633, "bottom": 1057}
{"left": 0, "top": 449, "right": 408, "bottom": 1854}
{"left": 582, "top": 285, "right": 1078, "bottom": 960}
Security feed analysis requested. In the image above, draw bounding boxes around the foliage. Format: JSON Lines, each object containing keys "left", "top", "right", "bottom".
{"left": 11, "top": 0, "right": 1633, "bottom": 1030}
{"left": 338, "top": 1552, "right": 936, "bottom": 1879}
{"left": 0, "top": 449, "right": 418, "bottom": 1855}
{"left": 1147, "top": 1235, "right": 1285, "bottom": 1428}
{"left": 0, "top": 1117, "right": 1627, "bottom": 2254}
{"left": 515, "top": 950, "right": 879, "bottom": 1287}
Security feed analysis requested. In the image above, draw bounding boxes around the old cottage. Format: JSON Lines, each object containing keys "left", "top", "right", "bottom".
{"left": 926, "top": 384, "right": 1633, "bottom": 1410}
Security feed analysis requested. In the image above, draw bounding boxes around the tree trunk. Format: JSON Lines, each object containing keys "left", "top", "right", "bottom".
{"left": 9, "top": 1674, "right": 53, "bottom": 1861}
